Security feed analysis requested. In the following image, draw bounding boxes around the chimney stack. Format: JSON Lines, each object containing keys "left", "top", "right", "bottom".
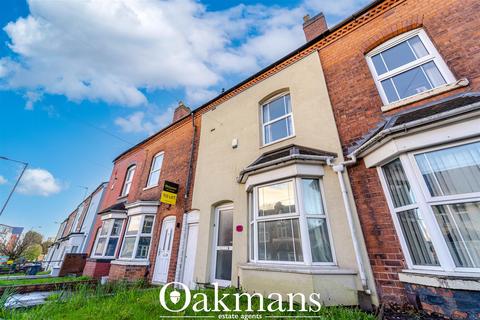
{"left": 172, "top": 101, "right": 191, "bottom": 123}
{"left": 303, "top": 13, "right": 328, "bottom": 42}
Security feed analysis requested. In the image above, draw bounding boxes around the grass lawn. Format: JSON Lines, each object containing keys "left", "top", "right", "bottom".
{"left": 1, "top": 284, "right": 376, "bottom": 320}
{"left": 0, "top": 276, "right": 90, "bottom": 287}
{"left": 0, "top": 271, "right": 51, "bottom": 278}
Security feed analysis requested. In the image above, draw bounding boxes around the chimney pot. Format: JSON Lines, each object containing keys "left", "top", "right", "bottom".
{"left": 172, "top": 101, "right": 191, "bottom": 123}
{"left": 302, "top": 12, "right": 327, "bottom": 42}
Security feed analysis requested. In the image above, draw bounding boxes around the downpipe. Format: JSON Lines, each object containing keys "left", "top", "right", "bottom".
{"left": 327, "top": 156, "right": 371, "bottom": 294}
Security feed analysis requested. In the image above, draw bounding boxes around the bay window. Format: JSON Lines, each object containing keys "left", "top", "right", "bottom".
{"left": 250, "top": 178, "right": 334, "bottom": 265}
{"left": 120, "top": 215, "right": 155, "bottom": 260}
{"left": 366, "top": 29, "right": 455, "bottom": 105}
{"left": 379, "top": 140, "right": 480, "bottom": 272}
{"left": 92, "top": 219, "right": 124, "bottom": 258}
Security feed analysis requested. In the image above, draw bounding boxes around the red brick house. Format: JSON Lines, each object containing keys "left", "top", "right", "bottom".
{"left": 84, "top": 103, "right": 201, "bottom": 284}
{"left": 302, "top": 0, "right": 480, "bottom": 317}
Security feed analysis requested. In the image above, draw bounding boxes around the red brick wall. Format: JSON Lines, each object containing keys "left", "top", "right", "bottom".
{"left": 59, "top": 253, "right": 87, "bottom": 276}
{"left": 83, "top": 258, "right": 112, "bottom": 278}
{"left": 316, "top": 0, "right": 480, "bottom": 304}
{"left": 108, "top": 263, "right": 148, "bottom": 282}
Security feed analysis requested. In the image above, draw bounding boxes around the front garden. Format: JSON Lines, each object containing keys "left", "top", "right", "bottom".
{"left": 0, "top": 275, "right": 90, "bottom": 287}
{"left": 0, "top": 283, "right": 376, "bottom": 320}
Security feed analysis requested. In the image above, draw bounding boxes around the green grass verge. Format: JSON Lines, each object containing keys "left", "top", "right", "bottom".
{"left": 1, "top": 284, "right": 375, "bottom": 320}
{"left": 0, "top": 271, "right": 51, "bottom": 278}
{"left": 0, "top": 276, "right": 90, "bottom": 287}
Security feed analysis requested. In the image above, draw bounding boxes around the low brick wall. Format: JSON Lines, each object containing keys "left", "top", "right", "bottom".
{"left": 83, "top": 258, "right": 112, "bottom": 279}
{"left": 59, "top": 253, "right": 87, "bottom": 277}
{"left": 108, "top": 263, "right": 148, "bottom": 282}
{"left": 404, "top": 283, "right": 480, "bottom": 319}
{"left": 0, "top": 279, "right": 97, "bottom": 295}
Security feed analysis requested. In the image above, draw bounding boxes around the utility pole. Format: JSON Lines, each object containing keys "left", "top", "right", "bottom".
{"left": 0, "top": 156, "right": 28, "bottom": 217}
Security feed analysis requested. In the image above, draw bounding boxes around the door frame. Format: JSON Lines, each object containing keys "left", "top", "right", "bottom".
{"left": 181, "top": 210, "right": 200, "bottom": 289}
{"left": 210, "top": 203, "right": 234, "bottom": 287}
{"left": 152, "top": 215, "right": 176, "bottom": 284}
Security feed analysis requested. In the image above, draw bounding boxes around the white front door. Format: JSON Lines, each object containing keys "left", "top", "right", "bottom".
{"left": 211, "top": 204, "right": 234, "bottom": 287}
{"left": 182, "top": 222, "right": 199, "bottom": 289}
{"left": 152, "top": 216, "right": 176, "bottom": 283}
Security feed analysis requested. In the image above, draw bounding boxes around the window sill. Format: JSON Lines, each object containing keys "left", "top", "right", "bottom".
{"left": 381, "top": 78, "right": 469, "bottom": 112}
{"left": 117, "top": 195, "right": 128, "bottom": 201}
{"left": 260, "top": 135, "right": 296, "bottom": 149}
{"left": 110, "top": 259, "right": 150, "bottom": 266}
{"left": 142, "top": 185, "right": 158, "bottom": 191}
{"left": 239, "top": 263, "right": 355, "bottom": 275}
{"left": 399, "top": 269, "right": 480, "bottom": 291}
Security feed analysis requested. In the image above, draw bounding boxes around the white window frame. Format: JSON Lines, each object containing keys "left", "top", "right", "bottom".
{"left": 146, "top": 152, "right": 164, "bottom": 188}
{"left": 261, "top": 93, "right": 295, "bottom": 146}
{"left": 92, "top": 218, "right": 124, "bottom": 258}
{"left": 366, "top": 28, "right": 456, "bottom": 105}
{"left": 119, "top": 214, "right": 155, "bottom": 261}
{"left": 121, "top": 165, "right": 136, "bottom": 197}
{"left": 72, "top": 205, "right": 83, "bottom": 232}
{"left": 249, "top": 177, "right": 336, "bottom": 266}
{"left": 378, "top": 138, "right": 480, "bottom": 274}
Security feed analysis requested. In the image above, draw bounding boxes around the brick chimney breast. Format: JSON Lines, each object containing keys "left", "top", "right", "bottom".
{"left": 303, "top": 12, "right": 327, "bottom": 42}
{"left": 172, "top": 101, "right": 191, "bottom": 123}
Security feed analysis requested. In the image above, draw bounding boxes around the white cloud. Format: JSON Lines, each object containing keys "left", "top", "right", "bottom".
{"left": 17, "top": 168, "right": 62, "bottom": 196}
{"left": 304, "top": 0, "right": 372, "bottom": 21}
{"left": 0, "top": 0, "right": 310, "bottom": 108}
{"left": 115, "top": 107, "right": 174, "bottom": 135}
{"left": 24, "top": 91, "right": 42, "bottom": 110}
{"left": 0, "top": 175, "right": 7, "bottom": 185}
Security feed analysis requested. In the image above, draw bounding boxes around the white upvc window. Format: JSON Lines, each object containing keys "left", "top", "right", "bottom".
{"left": 92, "top": 219, "right": 124, "bottom": 258}
{"left": 146, "top": 152, "right": 164, "bottom": 188}
{"left": 379, "top": 140, "right": 480, "bottom": 273}
{"left": 250, "top": 178, "right": 335, "bottom": 265}
{"left": 261, "top": 93, "right": 295, "bottom": 145}
{"left": 121, "top": 165, "right": 136, "bottom": 197}
{"left": 119, "top": 214, "right": 155, "bottom": 260}
{"left": 366, "top": 29, "right": 455, "bottom": 105}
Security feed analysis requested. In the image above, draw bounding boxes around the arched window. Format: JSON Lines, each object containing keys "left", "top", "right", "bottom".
{"left": 146, "top": 152, "right": 164, "bottom": 188}
{"left": 366, "top": 29, "right": 455, "bottom": 105}
{"left": 260, "top": 92, "right": 294, "bottom": 145}
{"left": 121, "top": 165, "right": 136, "bottom": 197}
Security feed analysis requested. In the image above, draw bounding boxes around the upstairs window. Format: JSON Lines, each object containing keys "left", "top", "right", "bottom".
{"left": 121, "top": 165, "right": 136, "bottom": 197}
{"left": 146, "top": 152, "right": 164, "bottom": 188}
{"left": 261, "top": 93, "right": 294, "bottom": 145}
{"left": 366, "top": 29, "right": 455, "bottom": 105}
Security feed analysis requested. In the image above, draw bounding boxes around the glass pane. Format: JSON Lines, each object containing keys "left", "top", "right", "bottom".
{"left": 152, "top": 154, "right": 164, "bottom": 171}
{"left": 308, "top": 218, "right": 333, "bottom": 263}
{"left": 217, "top": 209, "right": 233, "bottom": 247}
{"left": 94, "top": 238, "right": 106, "bottom": 256}
{"left": 105, "top": 238, "right": 118, "bottom": 256}
{"left": 381, "top": 40, "right": 417, "bottom": 71}
{"left": 423, "top": 61, "right": 446, "bottom": 87}
{"left": 392, "top": 65, "right": 432, "bottom": 99}
{"left": 258, "top": 181, "right": 296, "bottom": 216}
{"left": 142, "top": 216, "right": 154, "bottom": 234}
{"left": 301, "top": 179, "right": 324, "bottom": 215}
{"left": 126, "top": 215, "right": 141, "bottom": 235}
{"left": 147, "top": 170, "right": 160, "bottom": 187}
{"left": 100, "top": 220, "right": 112, "bottom": 236}
{"left": 397, "top": 209, "right": 439, "bottom": 266}
{"left": 372, "top": 54, "right": 387, "bottom": 75}
{"left": 215, "top": 250, "right": 232, "bottom": 281}
{"left": 381, "top": 79, "right": 399, "bottom": 103}
{"left": 126, "top": 167, "right": 135, "bottom": 182}
{"left": 120, "top": 237, "right": 135, "bottom": 258}
{"left": 432, "top": 202, "right": 480, "bottom": 268}
{"left": 135, "top": 236, "right": 151, "bottom": 259}
{"left": 257, "top": 218, "right": 303, "bottom": 262}
{"left": 111, "top": 219, "right": 122, "bottom": 236}
{"left": 415, "top": 142, "right": 480, "bottom": 196}
{"left": 408, "top": 36, "right": 428, "bottom": 58}
{"left": 382, "top": 159, "right": 415, "bottom": 208}
{"left": 264, "top": 117, "right": 291, "bottom": 144}
{"left": 264, "top": 96, "right": 288, "bottom": 122}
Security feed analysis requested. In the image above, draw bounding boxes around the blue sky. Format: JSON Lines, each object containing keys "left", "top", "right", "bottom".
{"left": 0, "top": 0, "right": 369, "bottom": 238}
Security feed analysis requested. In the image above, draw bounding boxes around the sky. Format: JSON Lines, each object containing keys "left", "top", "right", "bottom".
{"left": 0, "top": 0, "right": 370, "bottom": 239}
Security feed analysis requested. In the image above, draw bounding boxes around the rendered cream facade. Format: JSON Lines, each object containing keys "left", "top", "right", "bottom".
{"left": 191, "top": 52, "right": 378, "bottom": 306}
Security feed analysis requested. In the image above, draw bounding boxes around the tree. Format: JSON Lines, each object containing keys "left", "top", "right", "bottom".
{"left": 23, "top": 231, "right": 43, "bottom": 245}
{"left": 0, "top": 236, "right": 33, "bottom": 261}
{"left": 22, "top": 244, "right": 42, "bottom": 261}
{"left": 41, "top": 240, "right": 53, "bottom": 254}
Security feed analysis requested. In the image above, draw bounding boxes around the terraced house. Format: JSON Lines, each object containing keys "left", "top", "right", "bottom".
{"left": 83, "top": 103, "right": 201, "bottom": 284}
{"left": 309, "top": 0, "right": 480, "bottom": 317}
